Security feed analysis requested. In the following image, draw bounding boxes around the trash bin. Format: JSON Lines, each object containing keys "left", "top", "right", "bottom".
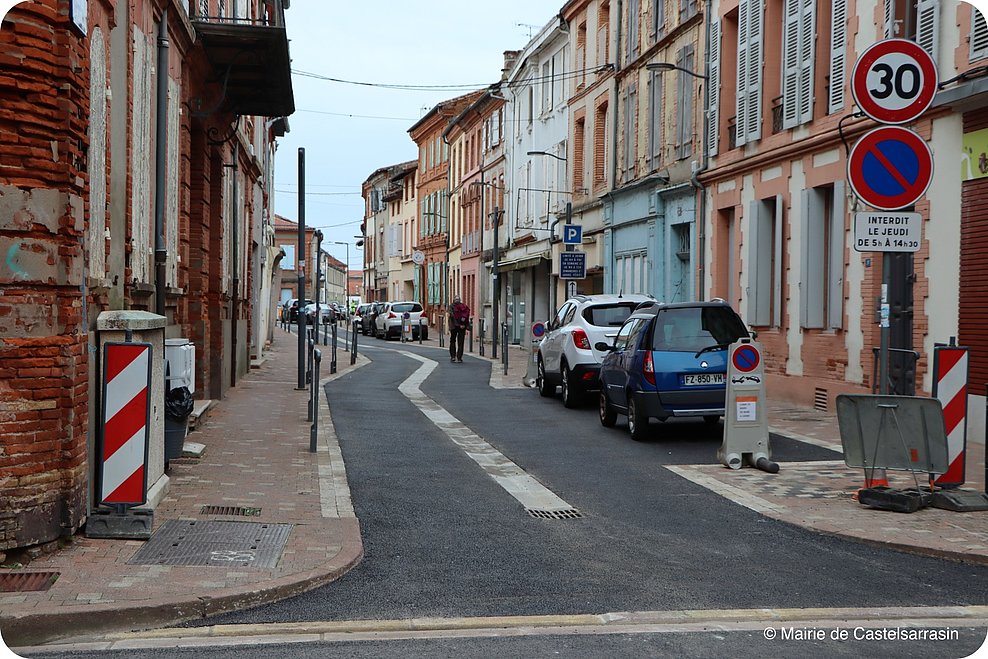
{"left": 164, "top": 386, "right": 194, "bottom": 461}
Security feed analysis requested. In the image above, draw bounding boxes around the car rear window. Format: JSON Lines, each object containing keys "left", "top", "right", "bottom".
{"left": 582, "top": 303, "right": 639, "bottom": 327}
{"left": 392, "top": 303, "right": 422, "bottom": 313}
{"left": 651, "top": 307, "right": 749, "bottom": 351}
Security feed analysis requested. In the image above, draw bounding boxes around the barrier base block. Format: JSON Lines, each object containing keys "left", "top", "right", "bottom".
{"left": 85, "top": 508, "right": 154, "bottom": 539}
{"left": 857, "top": 486, "right": 930, "bottom": 513}
{"left": 931, "top": 490, "right": 988, "bottom": 512}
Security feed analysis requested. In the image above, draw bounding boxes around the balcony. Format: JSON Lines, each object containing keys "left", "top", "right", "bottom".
{"left": 192, "top": 0, "right": 294, "bottom": 117}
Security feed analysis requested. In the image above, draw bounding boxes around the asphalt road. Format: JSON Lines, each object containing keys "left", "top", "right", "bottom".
{"left": 156, "top": 341, "right": 988, "bottom": 656}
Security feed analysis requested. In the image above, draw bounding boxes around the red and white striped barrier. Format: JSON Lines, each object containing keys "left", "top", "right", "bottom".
{"left": 933, "top": 344, "right": 968, "bottom": 488}
{"left": 100, "top": 343, "right": 152, "bottom": 506}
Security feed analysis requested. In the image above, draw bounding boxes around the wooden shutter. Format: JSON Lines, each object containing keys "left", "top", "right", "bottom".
{"left": 736, "top": 0, "right": 750, "bottom": 145}
{"left": 828, "top": 181, "right": 846, "bottom": 330}
{"left": 773, "top": 195, "right": 783, "bottom": 327}
{"left": 627, "top": 0, "right": 640, "bottom": 62}
{"left": 800, "top": 188, "right": 825, "bottom": 328}
{"left": 746, "top": 200, "right": 763, "bottom": 324}
{"left": 797, "top": 0, "right": 816, "bottom": 124}
{"left": 972, "top": 8, "right": 988, "bottom": 60}
{"left": 675, "top": 47, "right": 687, "bottom": 159}
{"left": 745, "top": 0, "right": 764, "bottom": 141}
{"left": 916, "top": 0, "right": 939, "bottom": 59}
{"left": 782, "top": 0, "right": 801, "bottom": 128}
{"left": 707, "top": 20, "right": 721, "bottom": 157}
{"left": 828, "top": 0, "right": 847, "bottom": 114}
{"left": 682, "top": 45, "right": 694, "bottom": 159}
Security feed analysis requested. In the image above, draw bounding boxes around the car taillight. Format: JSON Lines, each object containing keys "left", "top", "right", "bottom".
{"left": 572, "top": 329, "right": 591, "bottom": 350}
{"left": 388, "top": 312, "right": 396, "bottom": 319}
{"left": 643, "top": 351, "right": 656, "bottom": 385}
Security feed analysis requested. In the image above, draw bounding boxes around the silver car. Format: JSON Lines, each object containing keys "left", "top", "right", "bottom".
{"left": 374, "top": 301, "right": 428, "bottom": 340}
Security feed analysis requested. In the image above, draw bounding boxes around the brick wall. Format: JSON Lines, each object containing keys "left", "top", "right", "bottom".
{"left": 0, "top": 1, "right": 91, "bottom": 549}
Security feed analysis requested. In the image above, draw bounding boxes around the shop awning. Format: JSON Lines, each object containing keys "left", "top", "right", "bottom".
{"left": 492, "top": 253, "right": 549, "bottom": 273}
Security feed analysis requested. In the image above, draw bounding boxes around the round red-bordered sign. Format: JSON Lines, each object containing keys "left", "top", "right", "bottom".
{"left": 732, "top": 345, "right": 760, "bottom": 373}
{"left": 851, "top": 39, "right": 938, "bottom": 125}
{"left": 848, "top": 126, "right": 934, "bottom": 211}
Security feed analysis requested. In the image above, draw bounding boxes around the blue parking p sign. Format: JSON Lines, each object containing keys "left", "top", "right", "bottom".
{"left": 562, "top": 224, "right": 583, "bottom": 245}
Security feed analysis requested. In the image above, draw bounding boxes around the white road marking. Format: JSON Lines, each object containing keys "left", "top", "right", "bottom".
{"left": 395, "top": 350, "right": 576, "bottom": 514}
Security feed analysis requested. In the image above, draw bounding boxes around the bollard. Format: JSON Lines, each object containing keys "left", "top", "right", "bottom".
{"left": 439, "top": 315, "right": 445, "bottom": 348}
{"left": 307, "top": 336, "right": 314, "bottom": 420}
{"left": 502, "top": 323, "right": 509, "bottom": 376}
{"left": 419, "top": 320, "right": 423, "bottom": 344}
{"left": 310, "top": 349, "right": 321, "bottom": 452}
{"left": 350, "top": 324, "right": 358, "bottom": 365}
{"left": 469, "top": 320, "right": 474, "bottom": 353}
{"left": 331, "top": 323, "right": 338, "bottom": 374}
{"left": 343, "top": 321, "right": 349, "bottom": 352}
{"left": 479, "top": 321, "right": 485, "bottom": 357}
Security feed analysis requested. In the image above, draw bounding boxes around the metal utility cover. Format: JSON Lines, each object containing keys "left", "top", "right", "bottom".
{"left": 128, "top": 520, "right": 292, "bottom": 568}
{"left": 836, "top": 394, "right": 949, "bottom": 473}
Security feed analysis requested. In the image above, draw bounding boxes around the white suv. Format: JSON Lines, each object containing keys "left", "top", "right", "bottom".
{"left": 537, "top": 294, "right": 652, "bottom": 408}
{"left": 374, "top": 301, "right": 429, "bottom": 340}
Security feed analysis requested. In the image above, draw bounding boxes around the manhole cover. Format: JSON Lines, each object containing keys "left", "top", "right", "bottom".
{"left": 200, "top": 505, "right": 262, "bottom": 517}
{"left": 128, "top": 520, "right": 292, "bottom": 568}
{"left": 0, "top": 572, "right": 59, "bottom": 592}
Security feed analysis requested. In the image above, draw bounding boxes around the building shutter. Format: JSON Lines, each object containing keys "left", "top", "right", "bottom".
{"left": 736, "top": 0, "right": 750, "bottom": 145}
{"left": 707, "top": 20, "right": 721, "bottom": 157}
{"left": 972, "top": 8, "right": 988, "bottom": 60}
{"left": 737, "top": 0, "right": 764, "bottom": 144}
{"left": 915, "top": 0, "right": 940, "bottom": 59}
{"left": 797, "top": 0, "right": 816, "bottom": 124}
{"left": 828, "top": 181, "right": 846, "bottom": 330}
{"left": 828, "top": 0, "right": 848, "bottom": 113}
{"left": 675, "top": 47, "right": 687, "bottom": 159}
{"left": 800, "top": 188, "right": 826, "bottom": 329}
{"left": 782, "top": 0, "right": 801, "bottom": 128}
{"left": 746, "top": 200, "right": 763, "bottom": 324}
{"left": 773, "top": 195, "right": 783, "bottom": 327}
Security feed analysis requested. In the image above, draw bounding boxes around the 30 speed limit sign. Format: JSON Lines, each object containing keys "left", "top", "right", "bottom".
{"left": 852, "top": 39, "right": 938, "bottom": 125}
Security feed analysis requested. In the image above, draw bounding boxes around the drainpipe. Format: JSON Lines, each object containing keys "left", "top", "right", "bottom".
{"left": 608, "top": 0, "right": 622, "bottom": 296}
{"left": 230, "top": 142, "right": 239, "bottom": 387}
{"left": 693, "top": 0, "right": 714, "bottom": 302}
{"left": 153, "top": 8, "right": 169, "bottom": 318}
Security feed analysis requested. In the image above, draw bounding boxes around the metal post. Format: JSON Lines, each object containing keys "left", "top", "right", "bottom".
{"left": 297, "top": 148, "right": 307, "bottom": 390}
{"left": 307, "top": 335, "right": 314, "bottom": 421}
{"left": 153, "top": 8, "right": 169, "bottom": 319}
{"left": 314, "top": 230, "right": 323, "bottom": 347}
{"left": 502, "top": 322, "right": 508, "bottom": 376}
{"left": 469, "top": 320, "right": 474, "bottom": 353}
{"left": 479, "top": 320, "right": 485, "bottom": 357}
{"left": 563, "top": 202, "right": 573, "bottom": 301}
{"left": 310, "top": 349, "right": 321, "bottom": 453}
{"left": 331, "top": 323, "right": 337, "bottom": 374}
{"left": 492, "top": 206, "right": 500, "bottom": 360}
{"left": 879, "top": 258, "right": 890, "bottom": 396}
{"left": 439, "top": 314, "right": 445, "bottom": 348}
{"left": 350, "top": 324, "right": 357, "bottom": 365}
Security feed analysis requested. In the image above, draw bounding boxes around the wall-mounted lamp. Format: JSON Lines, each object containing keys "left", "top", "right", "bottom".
{"left": 646, "top": 62, "right": 708, "bottom": 81}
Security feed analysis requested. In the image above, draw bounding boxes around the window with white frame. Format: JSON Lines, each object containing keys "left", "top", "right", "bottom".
{"left": 552, "top": 49, "right": 564, "bottom": 107}
{"left": 800, "top": 182, "right": 846, "bottom": 330}
{"left": 622, "top": 84, "right": 637, "bottom": 182}
{"left": 746, "top": 196, "right": 783, "bottom": 327}
{"left": 884, "top": 0, "right": 939, "bottom": 58}
{"left": 828, "top": 0, "right": 847, "bottom": 113}
{"left": 782, "top": 0, "right": 816, "bottom": 129}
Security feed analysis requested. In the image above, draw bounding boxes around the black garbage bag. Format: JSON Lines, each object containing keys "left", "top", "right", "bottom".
{"left": 165, "top": 386, "right": 194, "bottom": 421}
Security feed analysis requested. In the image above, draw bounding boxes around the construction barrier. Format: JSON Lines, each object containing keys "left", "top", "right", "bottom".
{"left": 933, "top": 342, "right": 969, "bottom": 488}
{"left": 99, "top": 342, "right": 152, "bottom": 506}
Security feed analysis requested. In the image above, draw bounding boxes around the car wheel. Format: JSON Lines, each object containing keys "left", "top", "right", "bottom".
{"left": 703, "top": 415, "right": 720, "bottom": 424}
{"left": 599, "top": 389, "right": 617, "bottom": 427}
{"left": 561, "top": 365, "right": 581, "bottom": 409}
{"left": 537, "top": 356, "right": 555, "bottom": 397}
{"left": 628, "top": 397, "right": 649, "bottom": 441}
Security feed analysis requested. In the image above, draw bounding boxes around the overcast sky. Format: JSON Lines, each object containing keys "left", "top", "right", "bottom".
{"left": 273, "top": 1, "right": 559, "bottom": 269}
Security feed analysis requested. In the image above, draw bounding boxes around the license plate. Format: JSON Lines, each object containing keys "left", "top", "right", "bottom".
{"left": 683, "top": 373, "right": 724, "bottom": 386}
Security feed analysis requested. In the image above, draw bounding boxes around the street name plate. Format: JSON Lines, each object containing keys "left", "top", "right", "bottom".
{"left": 559, "top": 251, "right": 586, "bottom": 279}
{"left": 853, "top": 212, "right": 922, "bottom": 253}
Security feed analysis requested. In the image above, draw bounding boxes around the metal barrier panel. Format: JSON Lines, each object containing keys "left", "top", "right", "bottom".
{"left": 933, "top": 344, "right": 969, "bottom": 487}
{"left": 837, "top": 394, "right": 949, "bottom": 474}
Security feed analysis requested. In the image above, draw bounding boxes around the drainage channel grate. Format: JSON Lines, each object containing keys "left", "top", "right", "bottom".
{"left": 526, "top": 508, "right": 583, "bottom": 520}
{"left": 0, "top": 572, "right": 59, "bottom": 593}
{"left": 200, "top": 505, "right": 262, "bottom": 517}
{"left": 128, "top": 520, "right": 292, "bottom": 568}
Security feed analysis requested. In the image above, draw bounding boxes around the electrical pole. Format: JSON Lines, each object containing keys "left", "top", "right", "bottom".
{"left": 297, "top": 148, "right": 306, "bottom": 390}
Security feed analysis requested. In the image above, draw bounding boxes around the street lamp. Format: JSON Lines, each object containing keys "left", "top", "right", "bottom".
{"left": 526, "top": 150, "right": 567, "bottom": 161}
{"left": 645, "top": 62, "right": 709, "bottom": 80}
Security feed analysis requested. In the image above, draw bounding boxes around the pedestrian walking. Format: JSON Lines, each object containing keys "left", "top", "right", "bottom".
{"left": 448, "top": 295, "right": 470, "bottom": 363}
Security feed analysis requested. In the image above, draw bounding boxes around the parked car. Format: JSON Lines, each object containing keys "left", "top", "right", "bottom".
{"left": 304, "top": 302, "right": 336, "bottom": 325}
{"left": 361, "top": 302, "right": 386, "bottom": 336}
{"left": 596, "top": 300, "right": 750, "bottom": 441}
{"left": 284, "top": 298, "right": 314, "bottom": 323}
{"left": 374, "top": 301, "right": 428, "bottom": 340}
{"left": 352, "top": 303, "right": 371, "bottom": 332}
{"left": 536, "top": 294, "right": 652, "bottom": 408}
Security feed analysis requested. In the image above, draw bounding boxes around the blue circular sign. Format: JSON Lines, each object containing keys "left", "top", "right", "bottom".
{"left": 732, "top": 345, "right": 760, "bottom": 373}
{"left": 532, "top": 322, "right": 546, "bottom": 338}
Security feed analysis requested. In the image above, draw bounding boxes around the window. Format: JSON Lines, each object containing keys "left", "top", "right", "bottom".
{"left": 707, "top": 21, "right": 721, "bottom": 156}
{"left": 800, "top": 182, "right": 846, "bottom": 329}
{"left": 746, "top": 196, "right": 782, "bottom": 327}
{"left": 736, "top": 0, "right": 765, "bottom": 146}
{"left": 652, "top": 307, "right": 748, "bottom": 351}
{"left": 680, "top": 0, "right": 698, "bottom": 23}
{"left": 650, "top": 0, "right": 665, "bottom": 42}
{"left": 583, "top": 303, "right": 640, "bottom": 327}
{"left": 577, "top": 21, "right": 587, "bottom": 87}
{"left": 627, "top": 0, "right": 640, "bottom": 63}
{"left": 542, "top": 61, "right": 552, "bottom": 113}
{"left": 828, "top": 0, "right": 847, "bottom": 113}
{"left": 594, "top": 102, "right": 608, "bottom": 184}
{"left": 527, "top": 83, "right": 534, "bottom": 126}
{"left": 884, "top": 0, "right": 939, "bottom": 57}
{"left": 598, "top": 3, "right": 610, "bottom": 67}
{"left": 674, "top": 44, "right": 695, "bottom": 160}
{"left": 622, "top": 85, "right": 638, "bottom": 182}
{"left": 613, "top": 318, "right": 637, "bottom": 350}
{"left": 281, "top": 244, "right": 295, "bottom": 270}
{"left": 551, "top": 50, "right": 564, "bottom": 107}
{"left": 574, "top": 115, "right": 586, "bottom": 191}
{"left": 972, "top": 7, "right": 988, "bottom": 61}
{"left": 648, "top": 71, "right": 664, "bottom": 167}
{"left": 782, "top": 0, "right": 816, "bottom": 128}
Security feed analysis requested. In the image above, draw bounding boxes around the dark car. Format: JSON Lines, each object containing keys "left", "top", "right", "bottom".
{"left": 285, "top": 298, "right": 314, "bottom": 323}
{"left": 597, "top": 301, "right": 750, "bottom": 441}
{"left": 361, "top": 302, "right": 386, "bottom": 336}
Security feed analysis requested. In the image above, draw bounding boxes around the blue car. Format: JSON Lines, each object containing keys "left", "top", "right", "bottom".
{"left": 596, "top": 301, "right": 750, "bottom": 441}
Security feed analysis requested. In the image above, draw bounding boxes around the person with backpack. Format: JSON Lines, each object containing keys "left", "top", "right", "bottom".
{"left": 448, "top": 295, "right": 470, "bottom": 363}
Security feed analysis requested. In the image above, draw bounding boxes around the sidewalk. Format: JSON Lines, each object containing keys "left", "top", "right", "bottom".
{"left": 1, "top": 327, "right": 365, "bottom": 647}
{"left": 2, "top": 333, "right": 987, "bottom": 649}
